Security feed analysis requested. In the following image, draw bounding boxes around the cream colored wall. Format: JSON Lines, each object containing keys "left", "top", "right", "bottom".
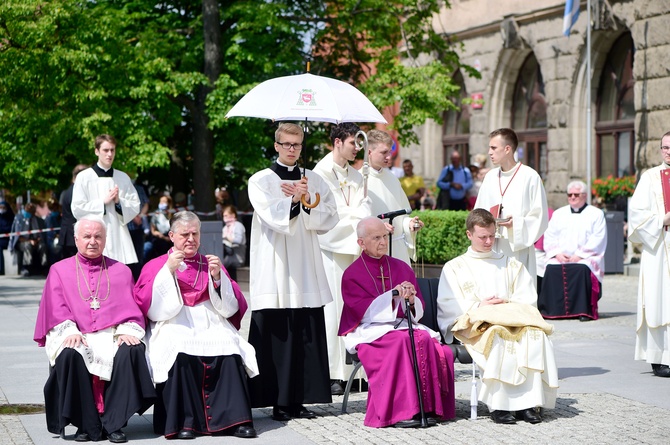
{"left": 434, "top": 0, "right": 561, "bottom": 33}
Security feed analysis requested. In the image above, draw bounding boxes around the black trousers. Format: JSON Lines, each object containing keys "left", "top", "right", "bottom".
{"left": 448, "top": 198, "right": 467, "bottom": 210}
{"left": 44, "top": 344, "right": 155, "bottom": 440}
{"left": 538, "top": 263, "right": 601, "bottom": 320}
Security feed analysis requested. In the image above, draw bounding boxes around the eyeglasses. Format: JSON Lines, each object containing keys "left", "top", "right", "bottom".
{"left": 567, "top": 193, "right": 584, "bottom": 198}
{"left": 276, "top": 142, "right": 303, "bottom": 150}
{"left": 661, "top": 146, "right": 670, "bottom": 152}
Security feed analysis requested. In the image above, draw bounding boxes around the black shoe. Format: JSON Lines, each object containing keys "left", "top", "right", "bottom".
{"left": 412, "top": 415, "right": 438, "bottom": 427}
{"left": 294, "top": 405, "right": 317, "bottom": 419}
{"left": 176, "top": 430, "right": 195, "bottom": 440}
{"left": 393, "top": 418, "right": 421, "bottom": 428}
{"left": 491, "top": 410, "right": 516, "bottom": 424}
{"left": 108, "top": 430, "right": 127, "bottom": 443}
{"left": 233, "top": 424, "right": 257, "bottom": 438}
{"left": 330, "top": 380, "right": 345, "bottom": 396}
{"left": 74, "top": 429, "right": 91, "bottom": 442}
{"left": 515, "top": 408, "right": 542, "bottom": 424}
{"left": 652, "top": 364, "right": 670, "bottom": 377}
{"left": 272, "top": 406, "right": 293, "bottom": 421}
{"left": 579, "top": 316, "right": 591, "bottom": 322}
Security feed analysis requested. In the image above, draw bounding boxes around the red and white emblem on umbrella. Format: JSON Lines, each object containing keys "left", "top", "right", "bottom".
{"left": 298, "top": 89, "right": 317, "bottom": 106}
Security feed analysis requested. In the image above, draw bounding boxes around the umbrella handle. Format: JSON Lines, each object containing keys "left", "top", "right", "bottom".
{"left": 301, "top": 193, "right": 320, "bottom": 208}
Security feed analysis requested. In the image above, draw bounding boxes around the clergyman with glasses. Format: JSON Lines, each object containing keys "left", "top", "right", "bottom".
{"left": 628, "top": 131, "right": 670, "bottom": 378}
{"left": 246, "top": 122, "right": 340, "bottom": 420}
{"left": 537, "top": 180, "right": 607, "bottom": 321}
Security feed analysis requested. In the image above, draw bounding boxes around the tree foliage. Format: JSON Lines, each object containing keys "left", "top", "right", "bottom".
{"left": 0, "top": 0, "right": 477, "bottom": 206}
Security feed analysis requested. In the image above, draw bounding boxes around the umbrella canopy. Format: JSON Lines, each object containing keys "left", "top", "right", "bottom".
{"left": 225, "top": 73, "right": 387, "bottom": 124}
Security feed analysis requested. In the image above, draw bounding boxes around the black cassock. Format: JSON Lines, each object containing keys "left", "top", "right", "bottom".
{"left": 44, "top": 343, "right": 155, "bottom": 441}
{"left": 538, "top": 263, "right": 601, "bottom": 321}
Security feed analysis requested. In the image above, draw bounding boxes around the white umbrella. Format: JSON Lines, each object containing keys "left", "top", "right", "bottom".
{"left": 226, "top": 72, "right": 386, "bottom": 207}
{"left": 225, "top": 73, "right": 387, "bottom": 124}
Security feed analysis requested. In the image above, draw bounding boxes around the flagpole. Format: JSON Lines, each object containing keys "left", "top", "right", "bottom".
{"left": 586, "top": 0, "right": 592, "bottom": 204}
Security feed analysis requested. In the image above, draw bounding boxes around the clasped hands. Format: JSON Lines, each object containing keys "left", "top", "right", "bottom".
{"left": 480, "top": 296, "right": 507, "bottom": 306}
{"left": 554, "top": 253, "right": 583, "bottom": 263}
{"left": 393, "top": 281, "right": 417, "bottom": 306}
{"left": 104, "top": 185, "right": 120, "bottom": 205}
{"left": 281, "top": 177, "right": 311, "bottom": 204}
{"left": 167, "top": 249, "right": 223, "bottom": 281}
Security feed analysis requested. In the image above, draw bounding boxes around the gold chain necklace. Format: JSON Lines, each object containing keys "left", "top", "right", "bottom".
{"left": 361, "top": 255, "right": 393, "bottom": 295}
{"left": 75, "top": 255, "right": 110, "bottom": 310}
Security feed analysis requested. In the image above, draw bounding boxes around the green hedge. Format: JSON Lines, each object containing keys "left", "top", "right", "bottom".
{"left": 413, "top": 210, "right": 470, "bottom": 265}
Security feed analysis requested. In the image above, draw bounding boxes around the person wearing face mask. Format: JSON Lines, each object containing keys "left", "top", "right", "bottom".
{"left": 148, "top": 194, "right": 174, "bottom": 262}
{"left": 9, "top": 202, "right": 47, "bottom": 276}
{"left": 222, "top": 205, "right": 246, "bottom": 281}
{"left": 0, "top": 200, "right": 16, "bottom": 275}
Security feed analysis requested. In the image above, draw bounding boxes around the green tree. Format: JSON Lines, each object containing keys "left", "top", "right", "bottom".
{"left": 0, "top": 0, "right": 476, "bottom": 213}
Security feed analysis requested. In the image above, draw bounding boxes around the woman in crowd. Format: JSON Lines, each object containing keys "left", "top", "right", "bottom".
{"left": 147, "top": 194, "right": 174, "bottom": 261}
{"left": 222, "top": 204, "right": 246, "bottom": 280}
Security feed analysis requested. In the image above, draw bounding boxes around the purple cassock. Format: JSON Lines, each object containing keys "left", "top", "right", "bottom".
{"left": 340, "top": 252, "right": 455, "bottom": 428}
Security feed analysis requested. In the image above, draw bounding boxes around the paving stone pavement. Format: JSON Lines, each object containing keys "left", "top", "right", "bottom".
{"left": 2, "top": 271, "right": 670, "bottom": 444}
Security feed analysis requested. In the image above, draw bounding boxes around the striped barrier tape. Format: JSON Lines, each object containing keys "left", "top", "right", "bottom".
{"left": 0, "top": 227, "right": 60, "bottom": 238}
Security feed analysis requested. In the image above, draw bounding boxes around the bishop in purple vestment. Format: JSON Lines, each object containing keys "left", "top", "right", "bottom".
{"left": 340, "top": 217, "right": 455, "bottom": 428}
{"left": 33, "top": 216, "right": 155, "bottom": 443}
{"left": 134, "top": 211, "right": 258, "bottom": 440}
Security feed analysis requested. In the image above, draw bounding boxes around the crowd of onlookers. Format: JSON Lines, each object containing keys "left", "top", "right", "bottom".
{"left": 0, "top": 186, "right": 249, "bottom": 278}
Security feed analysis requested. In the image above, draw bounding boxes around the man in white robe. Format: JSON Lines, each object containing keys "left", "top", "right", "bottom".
{"left": 437, "top": 209, "right": 558, "bottom": 424}
{"left": 247, "top": 123, "right": 339, "bottom": 420}
{"left": 628, "top": 131, "right": 670, "bottom": 378}
{"left": 475, "top": 128, "right": 548, "bottom": 279}
{"left": 363, "top": 130, "right": 424, "bottom": 265}
{"left": 313, "top": 123, "right": 371, "bottom": 394}
{"left": 72, "top": 134, "right": 140, "bottom": 264}
{"left": 539, "top": 180, "right": 607, "bottom": 321}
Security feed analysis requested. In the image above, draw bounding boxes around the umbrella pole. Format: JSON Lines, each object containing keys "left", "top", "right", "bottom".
{"left": 300, "top": 120, "right": 320, "bottom": 208}
{"left": 355, "top": 130, "right": 369, "bottom": 198}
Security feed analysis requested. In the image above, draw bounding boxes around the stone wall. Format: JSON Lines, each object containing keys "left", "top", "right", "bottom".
{"left": 405, "top": 0, "right": 670, "bottom": 209}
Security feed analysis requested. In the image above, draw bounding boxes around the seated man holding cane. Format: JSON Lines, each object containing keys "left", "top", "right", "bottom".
{"left": 339, "top": 216, "right": 455, "bottom": 428}
{"left": 437, "top": 209, "right": 558, "bottom": 424}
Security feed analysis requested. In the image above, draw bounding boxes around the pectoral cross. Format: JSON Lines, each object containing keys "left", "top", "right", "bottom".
{"left": 90, "top": 298, "right": 100, "bottom": 310}
{"left": 378, "top": 265, "right": 391, "bottom": 292}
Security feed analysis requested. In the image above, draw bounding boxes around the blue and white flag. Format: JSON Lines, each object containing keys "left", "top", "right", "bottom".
{"left": 563, "top": 0, "right": 580, "bottom": 36}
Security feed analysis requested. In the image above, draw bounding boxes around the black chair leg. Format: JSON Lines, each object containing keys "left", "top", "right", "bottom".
{"left": 341, "top": 361, "right": 364, "bottom": 414}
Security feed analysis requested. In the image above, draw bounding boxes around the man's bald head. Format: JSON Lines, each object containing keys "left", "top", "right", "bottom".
{"left": 357, "top": 217, "right": 389, "bottom": 258}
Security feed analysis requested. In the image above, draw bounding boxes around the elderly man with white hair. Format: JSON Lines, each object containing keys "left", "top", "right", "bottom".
{"left": 538, "top": 180, "right": 607, "bottom": 321}
{"left": 34, "top": 215, "right": 155, "bottom": 443}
